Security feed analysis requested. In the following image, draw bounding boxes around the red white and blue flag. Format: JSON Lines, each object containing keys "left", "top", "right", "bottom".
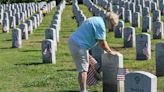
{"left": 156, "top": 28, "right": 160, "bottom": 36}
{"left": 127, "top": 34, "right": 132, "bottom": 41}
{"left": 87, "top": 55, "right": 101, "bottom": 86}
{"left": 142, "top": 43, "right": 149, "bottom": 57}
{"left": 117, "top": 68, "right": 129, "bottom": 81}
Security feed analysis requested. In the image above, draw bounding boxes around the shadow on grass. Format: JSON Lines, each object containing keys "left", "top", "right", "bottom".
{"left": 60, "top": 90, "right": 79, "bottom": 92}
{"left": 59, "top": 90, "right": 98, "bottom": 92}
{"left": 2, "top": 39, "right": 12, "bottom": 42}
{"left": 30, "top": 40, "right": 42, "bottom": 43}
{"left": 57, "top": 68, "right": 76, "bottom": 72}
{"left": 111, "top": 46, "right": 124, "bottom": 51}
{"left": 0, "top": 47, "right": 12, "bottom": 49}
{"left": 21, "top": 49, "right": 41, "bottom": 52}
{"left": 14, "top": 62, "right": 43, "bottom": 66}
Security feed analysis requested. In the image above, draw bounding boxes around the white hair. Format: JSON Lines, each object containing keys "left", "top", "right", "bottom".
{"left": 104, "top": 12, "right": 119, "bottom": 29}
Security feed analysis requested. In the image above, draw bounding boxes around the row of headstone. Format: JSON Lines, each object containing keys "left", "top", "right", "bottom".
{"left": 84, "top": 0, "right": 162, "bottom": 80}
{"left": 109, "top": 0, "right": 164, "bottom": 15}
{"left": 82, "top": 0, "right": 164, "bottom": 62}
{"left": 47, "top": 1, "right": 56, "bottom": 13}
{"left": 83, "top": 0, "right": 148, "bottom": 62}
{"left": 102, "top": 52, "right": 157, "bottom": 92}
{"left": 83, "top": 0, "right": 106, "bottom": 17}
{"left": 115, "top": 25, "right": 152, "bottom": 60}
{"left": 93, "top": 0, "right": 164, "bottom": 27}
{"left": 12, "top": 1, "right": 56, "bottom": 48}
{"left": 83, "top": 1, "right": 163, "bottom": 90}
{"left": 97, "top": 0, "right": 109, "bottom": 9}
{"left": 42, "top": 0, "right": 66, "bottom": 64}
{"left": 100, "top": 0, "right": 164, "bottom": 79}
{"left": 89, "top": 0, "right": 164, "bottom": 84}
{"left": 18, "top": 8, "right": 46, "bottom": 40}
{"left": 1, "top": 2, "right": 47, "bottom": 33}
{"left": 115, "top": 26, "right": 151, "bottom": 60}
{"left": 0, "top": 2, "right": 46, "bottom": 24}
{"left": 156, "top": 42, "right": 164, "bottom": 77}
{"left": 85, "top": 0, "right": 162, "bottom": 33}
{"left": 123, "top": 9, "right": 161, "bottom": 29}
{"left": 40, "top": 1, "right": 56, "bottom": 14}
{"left": 0, "top": 2, "right": 43, "bottom": 12}
{"left": 115, "top": 24, "right": 163, "bottom": 62}
{"left": 72, "top": 0, "right": 87, "bottom": 26}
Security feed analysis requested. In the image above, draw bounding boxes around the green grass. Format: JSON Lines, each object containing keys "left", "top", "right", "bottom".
{"left": 0, "top": 4, "right": 164, "bottom": 92}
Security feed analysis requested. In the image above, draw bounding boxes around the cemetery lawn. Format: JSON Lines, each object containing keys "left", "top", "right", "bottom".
{"left": 0, "top": 5, "right": 164, "bottom": 92}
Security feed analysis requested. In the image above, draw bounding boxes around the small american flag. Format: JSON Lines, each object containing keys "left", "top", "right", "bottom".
{"left": 127, "top": 34, "right": 132, "bottom": 41}
{"left": 11, "top": 22, "right": 14, "bottom": 28}
{"left": 155, "top": 28, "right": 160, "bottom": 36}
{"left": 15, "top": 41, "right": 20, "bottom": 47}
{"left": 142, "top": 43, "right": 149, "bottom": 57}
{"left": 87, "top": 64, "right": 98, "bottom": 86}
{"left": 4, "top": 26, "right": 7, "bottom": 32}
{"left": 43, "top": 46, "right": 52, "bottom": 55}
{"left": 162, "top": 10, "right": 164, "bottom": 14}
{"left": 117, "top": 68, "right": 129, "bottom": 81}
{"left": 87, "top": 55, "right": 101, "bottom": 86}
{"left": 117, "top": 75, "right": 125, "bottom": 81}
{"left": 127, "top": 16, "right": 130, "bottom": 21}
{"left": 119, "top": 27, "right": 122, "bottom": 33}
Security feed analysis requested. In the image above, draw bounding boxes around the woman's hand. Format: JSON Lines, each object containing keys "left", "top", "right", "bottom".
{"left": 107, "top": 50, "right": 118, "bottom": 55}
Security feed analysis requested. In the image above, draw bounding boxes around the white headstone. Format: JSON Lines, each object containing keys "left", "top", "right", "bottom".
{"left": 20, "top": 12, "right": 25, "bottom": 22}
{"left": 156, "top": 42, "right": 164, "bottom": 76}
{"left": 136, "top": 33, "right": 151, "bottom": 60}
{"left": 114, "top": 20, "right": 124, "bottom": 38}
{"left": 42, "top": 39, "right": 56, "bottom": 64}
{"left": 130, "top": 3, "right": 135, "bottom": 13}
{"left": 2, "top": 19, "right": 10, "bottom": 33}
{"left": 142, "top": 15, "right": 151, "bottom": 32}
{"left": 132, "top": 12, "right": 140, "bottom": 28}
{"left": 124, "top": 27, "right": 136, "bottom": 48}
{"left": 124, "top": 10, "right": 132, "bottom": 23}
{"left": 19, "top": 23, "right": 28, "bottom": 40}
{"left": 50, "top": 24, "right": 60, "bottom": 42}
{"left": 45, "top": 28, "right": 57, "bottom": 51}
{"left": 153, "top": 21, "right": 164, "bottom": 39}
{"left": 9, "top": 16, "right": 16, "bottom": 28}
{"left": 102, "top": 52, "right": 124, "bottom": 92}
{"left": 26, "top": 20, "right": 33, "bottom": 34}
{"left": 152, "top": 10, "right": 161, "bottom": 22}
{"left": 142, "top": 7, "right": 150, "bottom": 16}
{"left": 0, "top": 7, "right": 4, "bottom": 24}
{"left": 15, "top": 13, "right": 20, "bottom": 25}
{"left": 12, "top": 28, "right": 22, "bottom": 48}
{"left": 125, "top": 71, "right": 157, "bottom": 92}
{"left": 30, "top": 16, "right": 37, "bottom": 29}
{"left": 119, "top": 7, "right": 125, "bottom": 20}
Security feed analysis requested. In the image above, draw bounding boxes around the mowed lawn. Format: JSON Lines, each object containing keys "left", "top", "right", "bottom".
{"left": 0, "top": 4, "right": 163, "bottom": 92}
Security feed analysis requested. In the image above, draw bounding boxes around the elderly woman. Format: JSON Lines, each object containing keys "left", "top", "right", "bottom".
{"left": 68, "top": 12, "right": 119, "bottom": 92}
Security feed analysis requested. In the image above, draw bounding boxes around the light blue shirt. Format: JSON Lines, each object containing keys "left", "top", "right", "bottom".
{"left": 71, "top": 17, "right": 106, "bottom": 49}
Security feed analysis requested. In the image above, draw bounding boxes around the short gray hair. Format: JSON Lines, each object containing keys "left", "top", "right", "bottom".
{"left": 104, "top": 12, "right": 119, "bottom": 27}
